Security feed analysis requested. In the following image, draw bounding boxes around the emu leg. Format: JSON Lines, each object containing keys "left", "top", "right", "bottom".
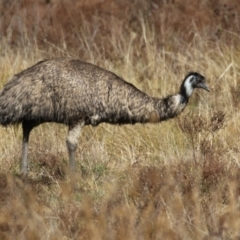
{"left": 66, "top": 122, "right": 84, "bottom": 172}
{"left": 21, "top": 121, "right": 37, "bottom": 174}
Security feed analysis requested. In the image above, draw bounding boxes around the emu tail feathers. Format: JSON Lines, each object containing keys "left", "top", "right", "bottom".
{"left": 0, "top": 93, "right": 22, "bottom": 126}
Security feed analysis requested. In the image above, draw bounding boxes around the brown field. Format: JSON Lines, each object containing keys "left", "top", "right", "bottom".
{"left": 0, "top": 0, "right": 240, "bottom": 239}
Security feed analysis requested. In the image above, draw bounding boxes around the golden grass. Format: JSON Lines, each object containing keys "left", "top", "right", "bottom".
{"left": 1, "top": 1, "right": 240, "bottom": 239}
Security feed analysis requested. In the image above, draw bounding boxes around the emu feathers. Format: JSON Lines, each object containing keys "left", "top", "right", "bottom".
{"left": 0, "top": 58, "right": 209, "bottom": 173}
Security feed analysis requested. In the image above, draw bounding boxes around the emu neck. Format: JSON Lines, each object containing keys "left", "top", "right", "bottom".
{"left": 179, "top": 91, "right": 189, "bottom": 104}
{"left": 179, "top": 85, "right": 191, "bottom": 104}
{"left": 154, "top": 93, "right": 188, "bottom": 122}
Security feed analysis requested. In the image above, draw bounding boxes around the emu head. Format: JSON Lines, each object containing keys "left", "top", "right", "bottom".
{"left": 180, "top": 72, "right": 210, "bottom": 98}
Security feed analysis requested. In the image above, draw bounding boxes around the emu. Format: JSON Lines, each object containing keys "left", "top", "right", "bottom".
{"left": 0, "top": 58, "right": 209, "bottom": 174}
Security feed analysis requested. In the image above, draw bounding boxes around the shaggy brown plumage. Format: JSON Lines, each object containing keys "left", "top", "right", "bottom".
{"left": 0, "top": 58, "right": 209, "bottom": 173}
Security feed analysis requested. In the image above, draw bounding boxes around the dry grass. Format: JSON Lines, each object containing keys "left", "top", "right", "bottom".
{"left": 1, "top": 0, "right": 240, "bottom": 239}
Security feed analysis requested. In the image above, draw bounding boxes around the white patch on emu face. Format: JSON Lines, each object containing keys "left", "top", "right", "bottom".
{"left": 183, "top": 76, "right": 194, "bottom": 97}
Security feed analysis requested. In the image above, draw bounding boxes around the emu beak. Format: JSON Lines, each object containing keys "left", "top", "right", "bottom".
{"left": 198, "top": 82, "right": 210, "bottom": 92}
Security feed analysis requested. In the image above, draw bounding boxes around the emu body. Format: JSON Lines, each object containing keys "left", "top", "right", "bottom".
{"left": 0, "top": 58, "right": 209, "bottom": 173}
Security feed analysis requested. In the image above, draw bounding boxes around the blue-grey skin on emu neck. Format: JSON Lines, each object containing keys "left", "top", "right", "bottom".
{"left": 0, "top": 58, "right": 210, "bottom": 174}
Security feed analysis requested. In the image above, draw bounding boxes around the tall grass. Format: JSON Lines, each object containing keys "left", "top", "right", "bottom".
{"left": 1, "top": 0, "right": 240, "bottom": 239}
